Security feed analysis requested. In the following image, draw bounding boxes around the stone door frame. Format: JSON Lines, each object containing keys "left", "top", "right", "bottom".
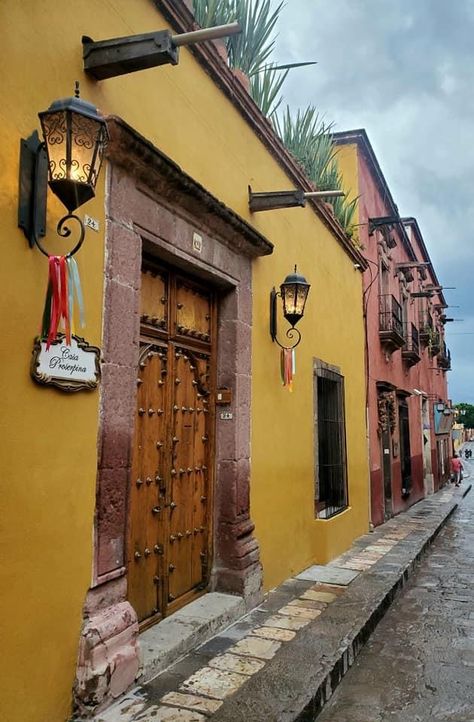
{"left": 74, "top": 117, "right": 272, "bottom": 715}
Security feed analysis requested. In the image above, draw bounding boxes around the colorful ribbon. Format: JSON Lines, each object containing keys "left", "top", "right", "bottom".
{"left": 41, "top": 255, "right": 85, "bottom": 349}
{"left": 280, "top": 348, "right": 296, "bottom": 392}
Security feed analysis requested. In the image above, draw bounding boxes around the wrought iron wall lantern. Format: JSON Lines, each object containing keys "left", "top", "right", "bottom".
{"left": 18, "top": 82, "right": 108, "bottom": 257}
{"left": 270, "top": 266, "right": 310, "bottom": 349}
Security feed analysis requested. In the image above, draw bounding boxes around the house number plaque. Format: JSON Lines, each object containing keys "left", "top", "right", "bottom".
{"left": 31, "top": 334, "right": 101, "bottom": 392}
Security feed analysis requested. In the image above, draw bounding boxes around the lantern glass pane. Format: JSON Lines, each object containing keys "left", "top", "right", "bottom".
{"left": 40, "top": 110, "right": 68, "bottom": 183}
{"left": 282, "top": 283, "right": 298, "bottom": 318}
{"left": 296, "top": 284, "right": 309, "bottom": 316}
{"left": 70, "top": 113, "right": 104, "bottom": 188}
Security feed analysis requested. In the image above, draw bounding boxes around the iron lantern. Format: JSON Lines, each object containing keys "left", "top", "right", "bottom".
{"left": 39, "top": 82, "right": 108, "bottom": 213}
{"left": 270, "top": 266, "right": 310, "bottom": 349}
{"left": 18, "top": 82, "right": 108, "bottom": 256}
{"left": 280, "top": 266, "right": 311, "bottom": 328}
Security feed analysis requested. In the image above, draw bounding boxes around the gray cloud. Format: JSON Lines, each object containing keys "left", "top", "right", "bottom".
{"left": 272, "top": 0, "right": 474, "bottom": 402}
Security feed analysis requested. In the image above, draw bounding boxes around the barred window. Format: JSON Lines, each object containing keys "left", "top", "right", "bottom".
{"left": 314, "top": 362, "right": 348, "bottom": 518}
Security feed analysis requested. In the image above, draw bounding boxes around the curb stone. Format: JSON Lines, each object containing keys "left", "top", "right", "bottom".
{"left": 87, "top": 487, "right": 470, "bottom": 722}
{"left": 210, "top": 489, "right": 469, "bottom": 722}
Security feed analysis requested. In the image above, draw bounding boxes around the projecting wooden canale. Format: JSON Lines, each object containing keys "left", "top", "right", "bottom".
{"left": 128, "top": 263, "right": 215, "bottom": 626}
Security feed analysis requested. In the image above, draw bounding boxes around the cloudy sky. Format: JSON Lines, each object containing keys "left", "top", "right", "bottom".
{"left": 271, "top": 0, "right": 474, "bottom": 403}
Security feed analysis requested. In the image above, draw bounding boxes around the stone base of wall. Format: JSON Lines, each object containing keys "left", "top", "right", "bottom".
{"left": 74, "top": 602, "right": 140, "bottom": 717}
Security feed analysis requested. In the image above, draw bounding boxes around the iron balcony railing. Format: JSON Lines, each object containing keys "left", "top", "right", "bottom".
{"left": 419, "top": 313, "right": 433, "bottom": 344}
{"left": 429, "top": 329, "right": 441, "bottom": 356}
{"left": 379, "top": 294, "right": 404, "bottom": 347}
{"left": 438, "top": 341, "right": 451, "bottom": 370}
{"left": 402, "top": 322, "right": 421, "bottom": 365}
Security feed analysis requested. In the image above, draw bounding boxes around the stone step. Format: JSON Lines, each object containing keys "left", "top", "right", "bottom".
{"left": 140, "top": 592, "right": 247, "bottom": 683}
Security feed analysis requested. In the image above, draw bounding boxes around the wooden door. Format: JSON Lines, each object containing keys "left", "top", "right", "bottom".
{"left": 128, "top": 262, "right": 214, "bottom": 627}
{"left": 381, "top": 427, "right": 393, "bottom": 520}
{"left": 399, "top": 401, "right": 412, "bottom": 495}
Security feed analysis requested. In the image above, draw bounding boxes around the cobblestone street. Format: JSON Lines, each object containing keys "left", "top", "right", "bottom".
{"left": 317, "top": 478, "right": 474, "bottom": 721}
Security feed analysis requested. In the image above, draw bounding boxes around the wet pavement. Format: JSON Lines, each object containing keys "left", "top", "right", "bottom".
{"left": 85, "top": 477, "right": 469, "bottom": 722}
{"left": 316, "top": 476, "right": 474, "bottom": 721}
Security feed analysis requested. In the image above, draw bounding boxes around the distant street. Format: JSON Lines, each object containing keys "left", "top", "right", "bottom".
{"left": 316, "top": 457, "right": 474, "bottom": 722}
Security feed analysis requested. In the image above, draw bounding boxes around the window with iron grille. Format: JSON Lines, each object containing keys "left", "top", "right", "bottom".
{"left": 314, "top": 361, "right": 348, "bottom": 518}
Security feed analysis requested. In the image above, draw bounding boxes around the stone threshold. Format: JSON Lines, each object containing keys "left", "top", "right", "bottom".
{"left": 89, "top": 485, "right": 470, "bottom": 722}
{"left": 139, "top": 593, "right": 247, "bottom": 684}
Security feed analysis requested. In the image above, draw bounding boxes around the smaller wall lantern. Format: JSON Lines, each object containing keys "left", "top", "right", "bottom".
{"left": 270, "top": 266, "right": 310, "bottom": 349}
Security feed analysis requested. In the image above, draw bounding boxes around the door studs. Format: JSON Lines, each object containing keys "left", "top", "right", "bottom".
{"left": 134, "top": 551, "right": 142, "bottom": 560}
{"left": 152, "top": 506, "right": 161, "bottom": 514}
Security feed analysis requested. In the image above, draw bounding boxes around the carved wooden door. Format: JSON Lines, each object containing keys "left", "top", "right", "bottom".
{"left": 128, "top": 263, "right": 214, "bottom": 627}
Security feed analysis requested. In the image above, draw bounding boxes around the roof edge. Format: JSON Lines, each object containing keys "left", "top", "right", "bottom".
{"left": 333, "top": 129, "right": 415, "bottom": 261}
{"left": 154, "top": 0, "right": 367, "bottom": 270}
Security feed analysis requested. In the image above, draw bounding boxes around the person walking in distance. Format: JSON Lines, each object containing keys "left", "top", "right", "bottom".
{"left": 451, "top": 454, "right": 464, "bottom": 487}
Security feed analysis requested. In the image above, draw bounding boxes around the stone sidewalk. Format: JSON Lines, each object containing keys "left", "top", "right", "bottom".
{"left": 88, "top": 484, "right": 469, "bottom": 722}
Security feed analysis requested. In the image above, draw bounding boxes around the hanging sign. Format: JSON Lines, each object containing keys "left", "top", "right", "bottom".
{"left": 31, "top": 334, "right": 100, "bottom": 392}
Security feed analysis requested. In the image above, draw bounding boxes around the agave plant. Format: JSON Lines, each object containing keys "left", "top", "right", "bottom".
{"left": 250, "top": 61, "right": 316, "bottom": 118}
{"left": 226, "top": 0, "right": 284, "bottom": 76}
{"left": 273, "top": 106, "right": 335, "bottom": 182}
{"left": 193, "top": 0, "right": 234, "bottom": 26}
{"left": 193, "top": 0, "right": 359, "bottom": 238}
{"left": 274, "top": 105, "right": 359, "bottom": 237}
{"left": 194, "top": 0, "right": 302, "bottom": 117}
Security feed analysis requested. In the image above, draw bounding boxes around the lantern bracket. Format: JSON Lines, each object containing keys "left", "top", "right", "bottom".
{"left": 18, "top": 131, "right": 48, "bottom": 248}
{"left": 249, "top": 186, "right": 345, "bottom": 213}
{"left": 82, "top": 22, "right": 241, "bottom": 80}
{"left": 270, "top": 287, "right": 302, "bottom": 350}
{"left": 18, "top": 132, "right": 86, "bottom": 258}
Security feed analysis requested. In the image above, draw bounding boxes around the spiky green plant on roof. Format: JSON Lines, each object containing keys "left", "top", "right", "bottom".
{"left": 194, "top": 0, "right": 310, "bottom": 117}
{"left": 193, "top": 0, "right": 359, "bottom": 238}
{"left": 272, "top": 106, "right": 359, "bottom": 238}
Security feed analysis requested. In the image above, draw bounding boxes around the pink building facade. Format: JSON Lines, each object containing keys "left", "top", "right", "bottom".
{"left": 334, "top": 130, "right": 452, "bottom": 527}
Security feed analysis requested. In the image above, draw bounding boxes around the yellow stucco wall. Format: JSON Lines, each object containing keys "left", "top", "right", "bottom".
{"left": 335, "top": 143, "right": 361, "bottom": 225}
{"left": 0, "top": 2, "right": 368, "bottom": 719}
{"left": 251, "top": 210, "right": 369, "bottom": 589}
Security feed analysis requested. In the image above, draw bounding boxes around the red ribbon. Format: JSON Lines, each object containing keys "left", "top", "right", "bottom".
{"left": 44, "top": 255, "right": 71, "bottom": 349}
{"left": 280, "top": 348, "right": 294, "bottom": 391}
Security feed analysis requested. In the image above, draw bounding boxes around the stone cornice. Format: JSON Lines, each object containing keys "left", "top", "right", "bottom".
{"left": 153, "top": 0, "right": 367, "bottom": 270}
{"left": 106, "top": 116, "right": 273, "bottom": 258}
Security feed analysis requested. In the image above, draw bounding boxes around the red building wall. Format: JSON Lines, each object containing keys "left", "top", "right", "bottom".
{"left": 340, "top": 135, "right": 451, "bottom": 527}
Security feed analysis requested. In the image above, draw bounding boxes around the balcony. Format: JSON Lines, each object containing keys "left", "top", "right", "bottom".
{"left": 429, "top": 330, "right": 441, "bottom": 356}
{"left": 438, "top": 341, "right": 451, "bottom": 370}
{"left": 402, "top": 322, "right": 421, "bottom": 367}
{"left": 379, "top": 294, "right": 405, "bottom": 351}
{"left": 419, "top": 314, "right": 433, "bottom": 346}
